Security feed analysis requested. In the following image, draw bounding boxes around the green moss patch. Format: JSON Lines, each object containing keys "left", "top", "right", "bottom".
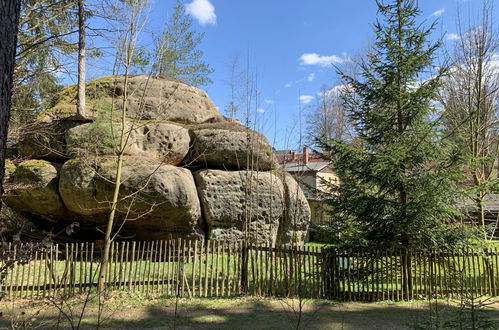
{"left": 5, "top": 159, "right": 16, "bottom": 173}
{"left": 40, "top": 76, "right": 120, "bottom": 121}
{"left": 18, "top": 159, "right": 53, "bottom": 170}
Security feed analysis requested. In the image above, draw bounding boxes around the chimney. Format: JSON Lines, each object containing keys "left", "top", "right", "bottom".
{"left": 303, "top": 147, "right": 309, "bottom": 164}
{"left": 291, "top": 151, "right": 296, "bottom": 161}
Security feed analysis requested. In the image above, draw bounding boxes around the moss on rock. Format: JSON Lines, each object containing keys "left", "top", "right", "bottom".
{"left": 41, "top": 76, "right": 117, "bottom": 121}
{"left": 3, "top": 159, "right": 67, "bottom": 219}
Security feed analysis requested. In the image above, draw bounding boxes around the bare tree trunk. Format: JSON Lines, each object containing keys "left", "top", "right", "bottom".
{"left": 97, "top": 0, "right": 147, "bottom": 294}
{"left": 0, "top": 0, "right": 21, "bottom": 212}
{"left": 441, "top": 1, "right": 499, "bottom": 241}
{"left": 97, "top": 73, "right": 129, "bottom": 292}
{"left": 76, "top": 0, "right": 87, "bottom": 121}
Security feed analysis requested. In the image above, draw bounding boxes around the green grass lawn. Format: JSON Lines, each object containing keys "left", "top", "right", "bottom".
{"left": 3, "top": 243, "right": 498, "bottom": 302}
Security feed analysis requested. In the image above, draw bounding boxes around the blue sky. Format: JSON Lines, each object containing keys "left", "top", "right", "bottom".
{"left": 85, "top": 0, "right": 498, "bottom": 150}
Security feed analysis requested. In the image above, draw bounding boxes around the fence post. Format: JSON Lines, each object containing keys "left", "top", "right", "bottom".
{"left": 401, "top": 248, "right": 413, "bottom": 301}
{"left": 483, "top": 247, "right": 495, "bottom": 296}
{"left": 322, "top": 248, "right": 330, "bottom": 300}
{"left": 240, "top": 242, "right": 249, "bottom": 295}
{"left": 321, "top": 247, "right": 339, "bottom": 300}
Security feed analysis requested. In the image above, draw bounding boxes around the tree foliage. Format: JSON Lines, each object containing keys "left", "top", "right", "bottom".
{"left": 13, "top": 0, "right": 78, "bottom": 125}
{"left": 319, "top": 0, "right": 471, "bottom": 250}
{"left": 153, "top": 0, "right": 213, "bottom": 87}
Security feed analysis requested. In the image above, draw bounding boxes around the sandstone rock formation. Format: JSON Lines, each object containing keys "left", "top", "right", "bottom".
{"left": 195, "top": 170, "right": 285, "bottom": 243}
{"left": 277, "top": 172, "right": 311, "bottom": 244}
{"left": 188, "top": 127, "right": 277, "bottom": 170}
{"left": 58, "top": 158, "right": 202, "bottom": 239}
{"left": 3, "top": 75, "right": 310, "bottom": 244}
{"left": 3, "top": 160, "right": 67, "bottom": 222}
{"left": 45, "top": 75, "right": 223, "bottom": 123}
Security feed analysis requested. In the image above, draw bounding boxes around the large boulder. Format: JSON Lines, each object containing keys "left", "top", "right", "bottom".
{"left": 59, "top": 157, "right": 202, "bottom": 239}
{"left": 195, "top": 169, "right": 285, "bottom": 244}
{"left": 126, "top": 123, "right": 190, "bottom": 163}
{"left": 66, "top": 121, "right": 190, "bottom": 164}
{"left": 188, "top": 125, "right": 278, "bottom": 170}
{"left": 4, "top": 159, "right": 15, "bottom": 182}
{"left": 3, "top": 160, "right": 67, "bottom": 221}
{"left": 44, "top": 75, "right": 223, "bottom": 124}
{"left": 277, "top": 172, "right": 311, "bottom": 245}
{"left": 17, "top": 121, "right": 79, "bottom": 160}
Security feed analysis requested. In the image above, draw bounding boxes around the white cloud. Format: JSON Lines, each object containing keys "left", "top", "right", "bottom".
{"left": 264, "top": 99, "right": 274, "bottom": 105}
{"left": 431, "top": 8, "right": 445, "bottom": 17}
{"left": 317, "top": 84, "right": 352, "bottom": 99}
{"left": 257, "top": 108, "right": 265, "bottom": 113}
{"left": 300, "top": 53, "right": 348, "bottom": 67}
{"left": 307, "top": 73, "right": 315, "bottom": 82}
{"left": 185, "top": 0, "right": 217, "bottom": 26}
{"left": 446, "top": 33, "right": 460, "bottom": 41}
{"left": 488, "top": 53, "right": 499, "bottom": 72}
{"left": 284, "top": 82, "right": 292, "bottom": 88}
{"left": 445, "top": 53, "right": 499, "bottom": 86}
{"left": 299, "top": 95, "right": 314, "bottom": 104}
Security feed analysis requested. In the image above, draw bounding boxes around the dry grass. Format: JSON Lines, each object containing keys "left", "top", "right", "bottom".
{"left": 1, "top": 294, "right": 498, "bottom": 329}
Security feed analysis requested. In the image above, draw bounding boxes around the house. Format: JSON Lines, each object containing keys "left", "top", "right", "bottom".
{"left": 460, "top": 194, "right": 499, "bottom": 239}
{"left": 276, "top": 149, "right": 499, "bottom": 239}
{"left": 276, "top": 147, "right": 337, "bottom": 225}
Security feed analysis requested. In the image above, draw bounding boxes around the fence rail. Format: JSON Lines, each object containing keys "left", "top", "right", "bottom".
{"left": 1, "top": 240, "right": 498, "bottom": 302}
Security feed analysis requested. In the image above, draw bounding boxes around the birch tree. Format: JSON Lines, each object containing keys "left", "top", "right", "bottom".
{"left": 306, "top": 85, "right": 353, "bottom": 146}
{"left": 76, "top": 0, "right": 88, "bottom": 120}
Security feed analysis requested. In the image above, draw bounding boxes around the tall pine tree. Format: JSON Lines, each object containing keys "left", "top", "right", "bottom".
{"left": 153, "top": 0, "right": 213, "bottom": 87}
{"left": 319, "top": 0, "right": 470, "bottom": 251}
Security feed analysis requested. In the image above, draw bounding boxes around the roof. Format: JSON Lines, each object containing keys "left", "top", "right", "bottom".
{"left": 275, "top": 149, "right": 330, "bottom": 164}
{"left": 459, "top": 194, "right": 499, "bottom": 213}
{"left": 283, "top": 161, "right": 330, "bottom": 173}
{"left": 481, "top": 194, "right": 499, "bottom": 213}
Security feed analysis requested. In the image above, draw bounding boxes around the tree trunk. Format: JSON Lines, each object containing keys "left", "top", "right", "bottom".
{"left": 401, "top": 251, "right": 413, "bottom": 300}
{"left": 97, "top": 73, "right": 128, "bottom": 292}
{"left": 76, "top": 0, "right": 87, "bottom": 121}
{"left": 476, "top": 194, "right": 487, "bottom": 240}
{"left": 240, "top": 243, "right": 249, "bottom": 295}
{"left": 0, "top": 0, "right": 21, "bottom": 212}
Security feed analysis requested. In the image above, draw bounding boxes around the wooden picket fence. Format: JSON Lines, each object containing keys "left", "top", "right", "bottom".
{"left": 322, "top": 248, "right": 499, "bottom": 301}
{"left": 0, "top": 239, "right": 498, "bottom": 302}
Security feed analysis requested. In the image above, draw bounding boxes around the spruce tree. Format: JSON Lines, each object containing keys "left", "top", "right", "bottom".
{"left": 14, "top": 0, "right": 78, "bottom": 124}
{"left": 153, "top": 0, "right": 213, "bottom": 87}
{"left": 319, "top": 0, "right": 469, "bottom": 251}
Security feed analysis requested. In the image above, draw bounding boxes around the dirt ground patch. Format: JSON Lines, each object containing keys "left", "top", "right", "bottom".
{"left": 0, "top": 294, "right": 498, "bottom": 329}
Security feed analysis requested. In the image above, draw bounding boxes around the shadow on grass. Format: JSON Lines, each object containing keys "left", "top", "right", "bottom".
{"left": 1, "top": 298, "right": 498, "bottom": 329}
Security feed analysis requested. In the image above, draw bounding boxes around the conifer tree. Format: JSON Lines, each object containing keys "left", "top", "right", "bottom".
{"left": 14, "top": 0, "right": 77, "bottom": 124}
{"left": 153, "top": 0, "right": 213, "bottom": 86}
{"left": 319, "top": 0, "right": 469, "bottom": 251}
